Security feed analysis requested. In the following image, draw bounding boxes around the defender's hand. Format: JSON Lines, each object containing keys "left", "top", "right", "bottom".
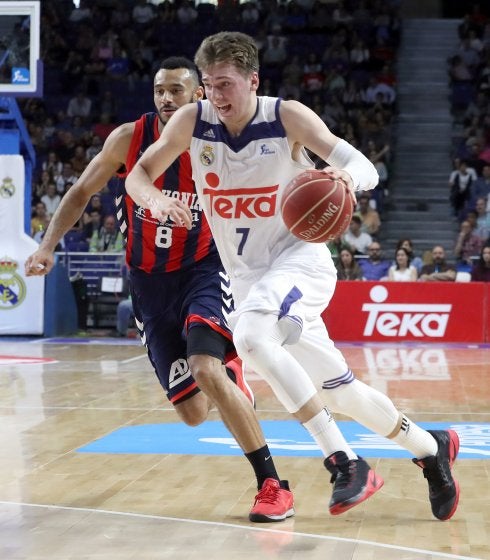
{"left": 25, "top": 249, "right": 54, "bottom": 276}
{"left": 144, "top": 193, "right": 193, "bottom": 229}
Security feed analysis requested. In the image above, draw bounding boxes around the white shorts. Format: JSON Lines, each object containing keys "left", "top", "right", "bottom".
{"left": 229, "top": 249, "right": 349, "bottom": 387}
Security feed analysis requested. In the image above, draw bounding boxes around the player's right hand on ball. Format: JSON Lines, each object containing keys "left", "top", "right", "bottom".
{"left": 320, "top": 167, "right": 357, "bottom": 206}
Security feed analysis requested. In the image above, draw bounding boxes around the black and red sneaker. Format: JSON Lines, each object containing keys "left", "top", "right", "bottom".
{"left": 324, "top": 451, "right": 384, "bottom": 515}
{"left": 412, "top": 429, "right": 460, "bottom": 521}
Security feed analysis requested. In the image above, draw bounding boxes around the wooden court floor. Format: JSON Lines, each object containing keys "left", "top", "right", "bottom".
{"left": 0, "top": 337, "right": 489, "bottom": 560}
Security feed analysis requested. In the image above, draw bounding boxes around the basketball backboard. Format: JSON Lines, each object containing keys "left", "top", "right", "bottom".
{"left": 0, "top": 1, "right": 41, "bottom": 96}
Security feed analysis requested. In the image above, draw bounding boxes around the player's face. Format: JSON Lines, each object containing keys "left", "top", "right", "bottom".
{"left": 201, "top": 62, "right": 259, "bottom": 128}
{"left": 153, "top": 68, "right": 203, "bottom": 124}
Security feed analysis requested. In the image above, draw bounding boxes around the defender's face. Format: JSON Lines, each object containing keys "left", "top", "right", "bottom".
{"left": 153, "top": 68, "right": 202, "bottom": 124}
{"left": 201, "top": 62, "right": 258, "bottom": 125}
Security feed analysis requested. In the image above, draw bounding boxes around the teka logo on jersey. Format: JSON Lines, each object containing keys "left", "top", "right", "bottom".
{"left": 362, "top": 285, "right": 452, "bottom": 338}
{"left": 203, "top": 184, "right": 279, "bottom": 219}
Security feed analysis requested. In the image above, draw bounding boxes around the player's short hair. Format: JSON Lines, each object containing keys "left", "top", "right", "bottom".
{"left": 159, "top": 56, "right": 200, "bottom": 86}
{"left": 194, "top": 31, "right": 259, "bottom": 76}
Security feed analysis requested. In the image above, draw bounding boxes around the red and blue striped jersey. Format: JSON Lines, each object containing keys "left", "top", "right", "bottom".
{"left": 117, "top": 112, "right": 216, "bottom": 273}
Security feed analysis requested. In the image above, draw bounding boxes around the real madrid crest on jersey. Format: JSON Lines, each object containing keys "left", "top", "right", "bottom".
{"left": 0, "top": 257, "right": 26, "bottom": 309}
{"left": 0, "top": 176, "right": 15, "bottom": 198}
{"left": 200, "top": 145, "right": 215, "bottom": 166}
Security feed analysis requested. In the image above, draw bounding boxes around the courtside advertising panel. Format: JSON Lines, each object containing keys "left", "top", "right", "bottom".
{"left": 322, "top": 281, "right": 485, "bottom": 343}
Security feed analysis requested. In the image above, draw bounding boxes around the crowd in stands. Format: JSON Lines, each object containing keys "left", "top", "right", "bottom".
{"left": 334, "top": 0, "right": 490, "bottom": 283}
{"left": 446, "top": 2, "right": 490, "bottom": 279}
{"left": 21, "top": 0, "right": 399, "bottom": 251}
{"left": 334, "top": 238, "right": 490, "bottom": 282}
{"left": 18, "top": 0, "right": 490, "bottom": 284}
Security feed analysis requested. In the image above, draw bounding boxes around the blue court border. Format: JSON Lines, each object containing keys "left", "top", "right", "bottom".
{"left": 77, "top": 421, "right": 490, "bottom": 459}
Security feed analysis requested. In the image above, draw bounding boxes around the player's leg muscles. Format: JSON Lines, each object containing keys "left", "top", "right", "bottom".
{"left": 233, "top": 310, "right": 317, "bottom": 413}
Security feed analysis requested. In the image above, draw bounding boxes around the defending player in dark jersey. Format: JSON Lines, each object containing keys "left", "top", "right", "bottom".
{"left": 119, "top": 111, "right": 215, "bottom": 273}
{"left": 113, "top": 107, "right": 228, "bottom": 405}
{"left": 26, "top": 57, "right": 294, "bottom": 523}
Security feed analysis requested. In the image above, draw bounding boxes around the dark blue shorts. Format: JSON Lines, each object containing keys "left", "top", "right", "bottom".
{"left": 129, "top": 253, "right": 235, "bottom": 404}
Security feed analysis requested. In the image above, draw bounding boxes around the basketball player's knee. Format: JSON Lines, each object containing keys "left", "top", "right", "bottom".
{"left": 234, "top": 329, "right": 269, "bottom": 368}
{"left": 234, "top": 312, "right": 285, "bottom": 373}
{"left": 180, "top": 408, "right": 208, "bottom": 427}
{"left": 322, "top": 383, "right": 356, "bottom": 414}
{"left": 175, "top": 392, "right": 210, "bottom": 427}
{"left": 190, "top": 360, "right": 209, "bottom": 385}
{"left": 190, "top": 358, "right": 227, "bottom": 401}
{"left": 194, "top": 370, "right": 220, "bottom": 397}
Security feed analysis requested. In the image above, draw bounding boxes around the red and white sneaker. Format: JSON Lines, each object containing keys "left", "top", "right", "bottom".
{"left": 226, "top": 357, "right": 255, "bottom": 408}
{"left": 249, "top": 478, "right": 295, "bottom": 522}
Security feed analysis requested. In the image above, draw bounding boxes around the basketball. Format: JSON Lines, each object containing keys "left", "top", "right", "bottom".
{"left": 280, "top": 170, "right": 354, "bottom": 243}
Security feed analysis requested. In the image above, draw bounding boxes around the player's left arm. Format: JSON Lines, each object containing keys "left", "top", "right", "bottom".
{"left": 126, "top": 105, "right": 197, "bottom": 228}
{"left": 280, "top": 100, "right": 379, "bottom": 194}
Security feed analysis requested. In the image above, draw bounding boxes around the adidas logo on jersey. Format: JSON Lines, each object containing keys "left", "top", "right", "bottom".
{"left": 203, "top": 128, "right": 216, "bottom": 139}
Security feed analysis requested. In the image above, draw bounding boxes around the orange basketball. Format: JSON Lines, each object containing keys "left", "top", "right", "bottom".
{"left": 280, "top": 170, "right": 354, "bottom": 243}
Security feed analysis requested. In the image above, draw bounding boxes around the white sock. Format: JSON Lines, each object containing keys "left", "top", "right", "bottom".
{"left": 303, "top": 408, "right": 357, "bottom": 461}
{"left": 391, "top": 415, "right": 438, "bottom": 458}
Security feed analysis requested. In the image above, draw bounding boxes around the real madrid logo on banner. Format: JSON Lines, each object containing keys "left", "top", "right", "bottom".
{"left": 0, "top": 256, "right": 26, "bottom": 310}
{"left": 0, "top": 176, "right": 15, "bottom": 198}
{"left": 200, "top": 145, "right": 215, "bottom": 166}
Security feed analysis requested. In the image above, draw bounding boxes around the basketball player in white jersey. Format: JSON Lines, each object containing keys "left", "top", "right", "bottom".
{"left": 126, "top": 32, "right": 460, "bottom": 521}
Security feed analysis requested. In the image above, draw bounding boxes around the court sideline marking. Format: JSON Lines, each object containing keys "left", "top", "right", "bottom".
{"left": 0, "top": 500, "right": 482, "bottom": 560}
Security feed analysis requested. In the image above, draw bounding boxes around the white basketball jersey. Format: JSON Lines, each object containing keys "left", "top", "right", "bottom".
{"left": 190, "top": 96, "right": 334, "bottom": 299}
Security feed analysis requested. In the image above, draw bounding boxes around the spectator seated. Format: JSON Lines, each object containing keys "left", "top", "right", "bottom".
{"left": 64, "top": 229, "right": 89, "bottom": 252}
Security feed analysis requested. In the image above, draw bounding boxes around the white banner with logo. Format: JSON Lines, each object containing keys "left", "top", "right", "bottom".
{"left": 0, "top": 155, "right": 44, "bottom": 334}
